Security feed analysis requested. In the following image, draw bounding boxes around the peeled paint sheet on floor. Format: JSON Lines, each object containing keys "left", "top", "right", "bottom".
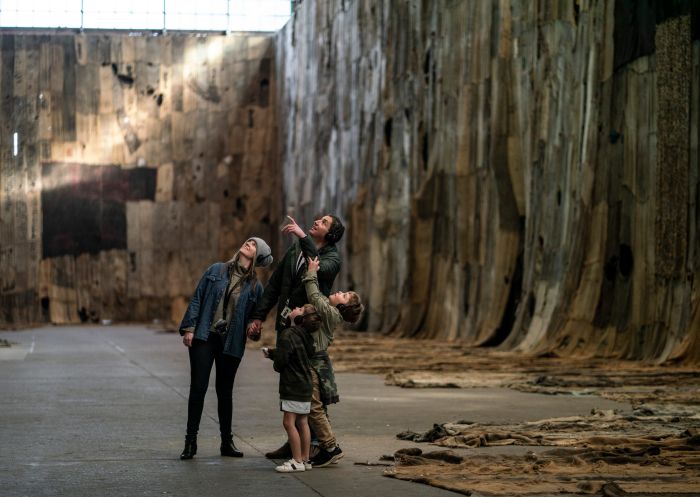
{"left": 330, "top": 334, "right": 700, "bottom": 495}
{"left": 386, "top": 449, "right": 700, "bottom": 496}
{"left": 331, "top": 333, "right": 700, "bottom": 405}
{"left": 385, "top": 406, "right": 700, "bottom": 495}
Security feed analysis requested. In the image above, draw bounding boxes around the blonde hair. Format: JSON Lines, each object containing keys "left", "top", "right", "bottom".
{"left": 226, "top": 242, "right": 257, "bottom": 284}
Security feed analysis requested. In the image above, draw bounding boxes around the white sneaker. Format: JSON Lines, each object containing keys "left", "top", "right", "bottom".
{"left": 275, "top": 458, "right": 306, "bottom": 473}
{"left": 303, "top": 460, "right": 312, "bottom": 470}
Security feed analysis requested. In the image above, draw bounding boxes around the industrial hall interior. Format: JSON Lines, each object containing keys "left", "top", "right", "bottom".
{"left": 0, "top": 1, "right": 699, "bottom": 496}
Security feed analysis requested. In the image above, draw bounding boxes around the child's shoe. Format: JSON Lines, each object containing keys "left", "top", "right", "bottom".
{"left": 310, "top": 446, "right": 344, "bottom": 468}
{"left": 275, "top": 458, "right": 306, "bottom": 473}
{"left": 303, "top": 460, "right": 312, "bottom": 470}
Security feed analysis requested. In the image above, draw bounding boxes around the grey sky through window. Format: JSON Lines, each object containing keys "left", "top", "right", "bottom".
{"left": 0, "top": 0, "right": 292, "bottom": 31}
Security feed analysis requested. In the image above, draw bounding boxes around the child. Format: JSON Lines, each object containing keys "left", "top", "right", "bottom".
{"left": 303, "top": 256, "right": 364, "bottom": 467}
{"left": 263, "top": 304, "right": 321, "bottom": 472}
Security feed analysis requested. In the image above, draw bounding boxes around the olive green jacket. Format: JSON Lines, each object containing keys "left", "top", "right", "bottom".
{"left": 302, "top": 269, "right": 343, "bottom": 353}
{"left": 303, "top": 268, "right": 342, "bottom": 405}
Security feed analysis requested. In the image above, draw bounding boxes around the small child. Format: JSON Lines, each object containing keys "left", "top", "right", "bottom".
{"left": 263, "top": 304, "right": 321, "bottom": 472}
{"left": 303, "top": 256, "right": 364, "bottom": 467}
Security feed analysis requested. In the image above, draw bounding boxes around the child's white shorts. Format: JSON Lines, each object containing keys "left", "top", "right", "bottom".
{"left": 280, "top": 400, "right": 311, "bottom": 414}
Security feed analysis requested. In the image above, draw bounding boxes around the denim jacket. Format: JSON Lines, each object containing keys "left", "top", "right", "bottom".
{"left": 179, "top": 262, "right": 263, "bottom": 359}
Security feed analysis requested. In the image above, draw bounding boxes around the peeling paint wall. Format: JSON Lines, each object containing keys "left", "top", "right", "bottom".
{"left": 276, "top": 1, "right": 699, "bottom": 362}
{"left": 0, "top": 33, "right": 281, "bottom": 326}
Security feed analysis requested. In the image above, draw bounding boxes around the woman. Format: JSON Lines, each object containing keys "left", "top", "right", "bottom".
{"left": 178, "top": 237, "right": 273, "bottom": 460}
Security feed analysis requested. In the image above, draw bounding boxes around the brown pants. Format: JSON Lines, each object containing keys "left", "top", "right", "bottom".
{"left": 308, "top": 368, "right": 336, "bottom": 450}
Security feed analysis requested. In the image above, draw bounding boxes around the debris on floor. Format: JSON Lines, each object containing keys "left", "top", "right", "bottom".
{"left": 331, "top": 333, "right": 700, "bottom": 405}
{"left": 385, "top": 406, "right": 700, "bottom": 495}
{"left": 329, "top": 333, "right": 700, "bottom": 495}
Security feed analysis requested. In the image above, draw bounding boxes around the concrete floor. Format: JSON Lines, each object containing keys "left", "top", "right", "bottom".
{"left": 0, "top": 325, "right": 630, "bottom": 497}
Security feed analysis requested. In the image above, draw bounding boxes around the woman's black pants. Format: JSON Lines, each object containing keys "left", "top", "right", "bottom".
{"left": 186, "top": 334, "right": 241, "bottom": 437}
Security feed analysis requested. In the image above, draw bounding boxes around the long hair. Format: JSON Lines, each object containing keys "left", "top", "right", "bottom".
{"left": 226, "top": 246, "right": 258, "bottom": 285}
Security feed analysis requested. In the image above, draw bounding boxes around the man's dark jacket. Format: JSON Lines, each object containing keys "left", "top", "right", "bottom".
{"left": 251, "top": 235, "right": 340, "bottom": 335}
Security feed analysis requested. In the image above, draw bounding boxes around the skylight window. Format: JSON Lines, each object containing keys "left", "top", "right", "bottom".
{"left": 0, "top": 0, "right": 292, "bottom": 32}
{"left": 83, "top": 0, "right": 166, "bottom": 30}
{"left": 0, "top": 0, "right": 81, "bottom": 28}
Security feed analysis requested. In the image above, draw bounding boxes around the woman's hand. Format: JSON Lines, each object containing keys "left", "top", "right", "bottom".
{"left": 281, "top": 216, "right": 305, "bottom": 238}
{"left": 182, "top": 331, "right": 194, "bottom": 347}
{"left": 247, "top": 320, "right": 262, "bottom": 341}
{"left": 307, "top": 256, "right": 320, "bottom": 273}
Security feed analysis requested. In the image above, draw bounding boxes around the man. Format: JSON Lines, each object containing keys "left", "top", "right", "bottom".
{"left": 247, "top": 214, "right": 344, "bottom": 340}
{"left": 247, "top": 214, "right": 344, "bottom": 460}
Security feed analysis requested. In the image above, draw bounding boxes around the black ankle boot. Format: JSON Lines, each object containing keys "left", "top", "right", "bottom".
{"left": 220, "top": 435, "right": 243, "bottom": 457}
{"left": 180, "top": 435, "right": 197, "bottom": 460}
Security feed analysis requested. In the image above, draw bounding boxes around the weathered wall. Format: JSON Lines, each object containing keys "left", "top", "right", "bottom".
{"left": 0, "top": 33, "right": 280, "bottom": 326}
{"left": 276, "top": 1, "right": 699, "bottom": 362}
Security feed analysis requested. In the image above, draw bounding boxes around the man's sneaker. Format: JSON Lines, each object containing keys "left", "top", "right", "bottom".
{"left": 310, "top": 446, "right": 344, "bottom": 468}
{"left": 328, "top": 446, "right": 344, "bottom": 464}
{"left": 303, "top": 460, "right": 313, "bottom": 470}
{"left": 266, "top": 442, "right": 292, "bottom": 459}
{"left": 275, "top": 458, "right": 306, "bottom": 473}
